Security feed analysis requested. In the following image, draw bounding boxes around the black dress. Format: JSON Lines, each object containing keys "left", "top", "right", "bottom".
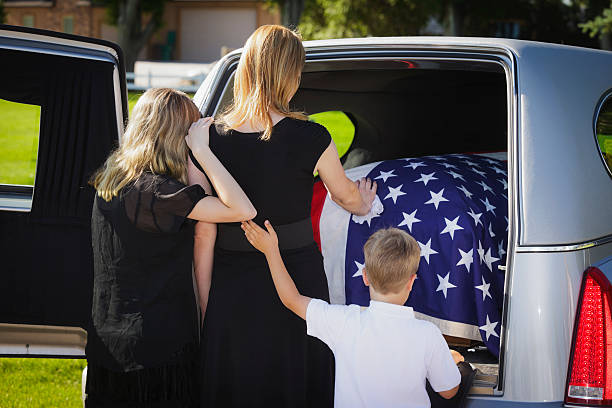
{"left": 86, "top": 173, "right": 206, "bottom": 408}
{"left": 195, "top": 117, "right": 335, "bottom": 407}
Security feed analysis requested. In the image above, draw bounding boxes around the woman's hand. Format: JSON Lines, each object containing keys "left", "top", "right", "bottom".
{"left": 356, "top": 177, "right": 377, "bottom": 215}
{"left": 241, "top": 220, "right": 279, "bottom": 256}
{"left": 185, "top": 117, "right": 214, "bottom": 152}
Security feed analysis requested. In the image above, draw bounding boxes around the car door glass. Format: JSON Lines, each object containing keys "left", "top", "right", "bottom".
{"left": 596, "top": 95, "right": 612, "bottom": 177}
{"left": 0, "top": 99, "right": 41, "bottom": 186}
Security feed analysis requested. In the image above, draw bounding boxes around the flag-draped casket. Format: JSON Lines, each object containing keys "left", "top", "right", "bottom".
{"left": 311, "top": 153, "right": 508, "bottom": 356}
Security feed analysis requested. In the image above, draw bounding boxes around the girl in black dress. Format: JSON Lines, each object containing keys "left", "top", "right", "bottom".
{"left": 86, "top": 88, "right": 256, "bottom": 407}
{"left": 192, "top": 25, "right": 377, "bottom": 407}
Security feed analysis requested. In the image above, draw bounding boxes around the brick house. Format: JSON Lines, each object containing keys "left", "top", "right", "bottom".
{"left": 4, "top": 0, "right": 279, "bottom": 62}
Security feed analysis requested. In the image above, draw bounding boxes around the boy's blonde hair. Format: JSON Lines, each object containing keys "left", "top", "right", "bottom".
{"left": 363, "top": 228, "right": 421, "bottom": 294}
{"left": 219, "top": 24, "right": 307, "bottom": 140}
{"left": 91, "top": 88, "right": 200, "bottom": 201}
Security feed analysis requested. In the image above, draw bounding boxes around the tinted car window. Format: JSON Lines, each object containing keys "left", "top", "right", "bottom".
{"left": 596, "top": 96, "right": 612, "bottom": 176}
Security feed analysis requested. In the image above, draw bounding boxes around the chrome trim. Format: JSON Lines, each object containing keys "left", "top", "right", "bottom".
{"left": 593, "top": 90, "right": 612, "bottom": 179}
{"left": 0, "top": 323, "right": 86, "bottom": 357}
{"left": 113, "top": 66, "right": 124, "bottom": 144}
{"left": 516, "top": 234, "right": 612, "bottom": 253}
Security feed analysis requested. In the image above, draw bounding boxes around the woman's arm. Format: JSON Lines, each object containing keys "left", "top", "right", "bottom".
{"left": 193, "top": 221, "right": 216, "bottom": 318}
{"left": 185, "top": 118, "right": 257, "bottom": 222}
{"left": 187, "top": 157, "right": 216, "bottom": 318}
{"left": 315, "top": 142, "right": 377, "bottom": 216}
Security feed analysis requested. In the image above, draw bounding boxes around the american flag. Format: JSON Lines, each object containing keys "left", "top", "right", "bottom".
{"left": 312, "top": 153, "right": 508, "bottom": 356}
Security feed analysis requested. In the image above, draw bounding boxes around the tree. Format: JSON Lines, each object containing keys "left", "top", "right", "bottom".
{"left": 96, "top": 0, "right": 168, "bottom": 72}
{"left": 0, "top": 0, "right": 6, "bottom": 25}
{"left": 580, "top": 0, "right": 612, "bottom": 49}
{"left": 299, "top": 0, "right": 435, "bottom": 40}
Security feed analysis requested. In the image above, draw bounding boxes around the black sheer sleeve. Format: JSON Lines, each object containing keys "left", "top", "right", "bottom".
{"left": 124, "top": 174, "right": 207, "bottom": 234}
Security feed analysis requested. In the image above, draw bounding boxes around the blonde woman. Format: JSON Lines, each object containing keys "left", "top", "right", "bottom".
{"left": 85, "top": 88, "right": 255, "bottom": 408}
{"left": 190, "top": 25, "right": 377, "bottom": 407}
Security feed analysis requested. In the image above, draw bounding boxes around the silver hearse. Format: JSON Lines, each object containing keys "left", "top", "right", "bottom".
{"left": 1, "top": 24, "right": 612, "bottom": 407}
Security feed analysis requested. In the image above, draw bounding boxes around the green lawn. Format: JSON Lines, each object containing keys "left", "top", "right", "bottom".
{"left": 0, "top": 358, "right": 86, "bottom": 408}
{"left": 0, "top": 99, "right": 40, "bottom": 185}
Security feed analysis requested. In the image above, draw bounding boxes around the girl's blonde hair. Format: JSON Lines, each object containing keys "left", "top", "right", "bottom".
{"left": 91, "top": 88, "right": 200, "bottom": 201}
{"left": 219, "top": 24, "right": 307, "bottom": 140}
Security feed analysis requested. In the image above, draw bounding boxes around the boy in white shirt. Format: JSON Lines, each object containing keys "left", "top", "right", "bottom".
{"left": 241, "top": 221, "right": 466, "bottom": 408}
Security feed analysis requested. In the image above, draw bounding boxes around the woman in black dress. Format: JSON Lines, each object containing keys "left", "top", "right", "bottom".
{"left": 192, "top": 25, "right": 377, "bottom": 407}
{"left": 86, "top": 88, "right": 256, "bottom": 407}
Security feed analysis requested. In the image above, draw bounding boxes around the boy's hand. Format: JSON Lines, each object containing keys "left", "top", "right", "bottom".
{"left": 241, "top": 220, "right": 279, "bottom": 256}
{"left": 450, "top": 349, "right": 465, "bottom": 365}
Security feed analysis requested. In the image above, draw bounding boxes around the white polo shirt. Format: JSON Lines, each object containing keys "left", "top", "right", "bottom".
{"left": 306, "top": 299, "right": 461, "bottom": 408}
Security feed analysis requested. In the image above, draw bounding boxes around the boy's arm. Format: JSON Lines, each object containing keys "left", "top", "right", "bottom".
{"left": 242, "top": 220, "right": 311, "bottom": 320}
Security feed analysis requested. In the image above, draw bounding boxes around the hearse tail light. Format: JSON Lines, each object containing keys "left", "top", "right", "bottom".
{"left": 566, "top": 267, "right": 612, "bottom": 406}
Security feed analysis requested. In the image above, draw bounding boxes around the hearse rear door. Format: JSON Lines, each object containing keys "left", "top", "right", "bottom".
{"left": 0, "top": 25, "right": 127, "bottom": 357}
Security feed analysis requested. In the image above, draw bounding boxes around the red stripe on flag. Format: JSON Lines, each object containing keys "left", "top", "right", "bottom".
{"left": 311, "top": 180, "right": 328, "bottom": 251}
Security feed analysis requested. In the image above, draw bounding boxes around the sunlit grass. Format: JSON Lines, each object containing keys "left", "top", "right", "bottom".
{"left": 0, "top": 99, "right": 40, "bottom": 185}
{"left": 0, "top": 358, "right": 86, "bottom": 408}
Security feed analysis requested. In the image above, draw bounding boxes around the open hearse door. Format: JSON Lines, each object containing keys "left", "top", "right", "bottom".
{"left": 0, "top": 25, "right": 127, "bottom": 357}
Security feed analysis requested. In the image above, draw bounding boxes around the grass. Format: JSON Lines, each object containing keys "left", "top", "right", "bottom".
{"left": 0, "top": 358, "right": 86, "bottom": 408}
{"left": 0, "top": 99, "right": 40, "bottom": 185}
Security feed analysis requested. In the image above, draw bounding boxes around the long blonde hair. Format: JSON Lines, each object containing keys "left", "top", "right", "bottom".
{"left": 220, "top": 24, "right": 307, "bottom": 140}
{"left": 91, "top": 88, "right": 200, "bottom": 201}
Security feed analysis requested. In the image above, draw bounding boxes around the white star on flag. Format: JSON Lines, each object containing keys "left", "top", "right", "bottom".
{"left": 457, "top": 185, "right": 473, "bottom": 199}
{"left": 498, "top": 241, "right": 506, "bottom": 258}
{"left": 463, "top": 159, "right": 479, "bottom": 167}
{"left": 398, "top": 209, "right": 421, "bottom": 232}
{"left": 352, "top": 261, "right": 365, "bottom": 277}
{"left": 404, "top": 161, "right": 426, "bottom": 170}
{"left": 456, "top": 248, "right": 474, "bottom": 273}
{"left": 493, "top": 167, "right": 506, "bottom": 175}
{"left": 479, "top": 315, "right": 499, "bottom": 341}
{"left": 488, "top": 223, "right": 496, "bottom": 238}
{"left": 440, "top": 216, "right": 464, "bottom": 240}
{"left": 475, "top": 276, "right": 493, "bottom": 301}
{"left": 483, "top": 248, "right": 500, "bottom": 271}
{"left": 436, "top": 272, "right": 457, "bottom": 298}
{"left": 471, "top": 167, "right": 486, "bottom": 177}
{"left": 441, "top": 162, "right": 458, "bottom": 169}
{"left": 467, "top": 208, "right": 483, "bottom": 227}
{"left": 374, "top": 170, "right": 397, "bottom": 183}
{"left": 430, "top": 156, "right": 447, "bottom": 161}
{"left": 447, "top": 170, "right": 465, "bottom": 181}
{"left": 480, "top": 197, "right": 496, "bottom": 215}
{"left": 476, "top": 180, "right": 494, "bottom": 194}
{"left": 505, "top": 216, "right": 509, "bottom": 231}
{"left": 499, "top": 178, "right": 508, "bottom": 190}
{"left": 477, "top": 240, "right": 485, "bottom": 265}
{"left": 384, "top": 185, "right": 406, "bottom": 204}
{"left": 425, "top": 189, "right": 449, "bottom": 210}
{"left": 418, "top": 238, "right": 438, "bottom": 264}
{"left": 414, "top": 172, "right": 438, "bottom": 186}
{"left": 483, "top": 158, "right": 499, "bottom": 165}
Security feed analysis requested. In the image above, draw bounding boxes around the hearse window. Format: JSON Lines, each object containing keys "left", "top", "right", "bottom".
{"left": 596, "top": 94, "right": 612, "bottom": 177}
{"left": 0, "top": 99, "right": 40, "bottom": 186}
{"left": 309, "top": 111, "right": 355, "bottom": 159}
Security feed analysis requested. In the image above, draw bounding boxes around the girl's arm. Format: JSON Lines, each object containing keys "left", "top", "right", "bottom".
{"left": 241, "top": 220, "right": 311, "bottom": 320}
{"left": 315, "top": 142, "right": 377, "bottom": 216}
{"left": 185, "top": 118, "right": 257, "bottom": 222}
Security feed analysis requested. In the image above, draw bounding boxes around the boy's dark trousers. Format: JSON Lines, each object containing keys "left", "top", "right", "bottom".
{"left": 426, "top": 361, "right": 476, "bottom": 408}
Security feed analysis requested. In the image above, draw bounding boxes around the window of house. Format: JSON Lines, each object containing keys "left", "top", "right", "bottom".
{"left": 0, "top": 99, "right": 41, "bottom": 187}
{"left": 596, "top": 95, "right": 612, "bottom": 177}
{"left": 62, "top": 16, "right": 74, "bottom": 34}
{"left": 22, "top": 15, "right": 34, "bottom": 28}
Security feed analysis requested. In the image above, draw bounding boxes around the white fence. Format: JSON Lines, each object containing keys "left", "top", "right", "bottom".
{"left": 126, "top": 72, "right": 207, "bottom": 93}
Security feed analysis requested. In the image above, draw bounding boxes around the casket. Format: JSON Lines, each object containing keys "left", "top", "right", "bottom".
{"left": 311, "top": 153, "right": 508, "bottom": 356}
